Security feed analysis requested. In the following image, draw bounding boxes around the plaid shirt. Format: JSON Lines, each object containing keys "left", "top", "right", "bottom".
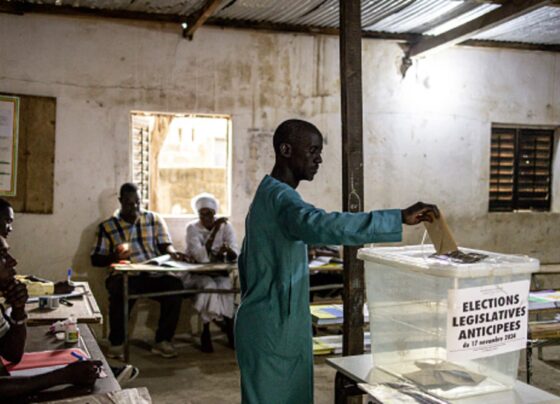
{"left": 91, "top": 210, "right": 172, "bottom": 263}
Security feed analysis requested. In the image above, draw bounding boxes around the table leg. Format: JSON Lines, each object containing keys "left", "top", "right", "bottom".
{"left": 526, "top": 342, "right": 533, "bottom": 384}
{"left": 123, "top": 272, "right": 130, "bottom": 363}
{"left": 335, "top": 371, "right": 364, "bottom": 404}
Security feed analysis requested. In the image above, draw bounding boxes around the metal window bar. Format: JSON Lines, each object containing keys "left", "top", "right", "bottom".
{"left": 489, "top": 128, "right": 516, "bottom": 211}
{"left": 132, "top": 122, "right": 150, "bottom": 210}
{"left": 516, "top": 129, "right": 553, "bottom": 211}
{"left": 490, "top": 127, "right": 554, "bottom": 212}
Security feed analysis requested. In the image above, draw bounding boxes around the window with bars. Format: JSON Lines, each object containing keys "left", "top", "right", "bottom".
{"left": 489, "top": 126, "right": 555, "bottom": 212}
{"left": 131, "top": 112, "right": 231, "bottom": 216}
{"left": 131, "top": 115, "right": 151, "bottom": 210}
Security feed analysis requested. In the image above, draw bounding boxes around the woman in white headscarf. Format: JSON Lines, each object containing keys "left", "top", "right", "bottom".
{"left": 179, "top": 193, "right": 238, "bottom": 353}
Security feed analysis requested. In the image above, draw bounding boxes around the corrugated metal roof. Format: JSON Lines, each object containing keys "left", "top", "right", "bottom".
{"left": 217, "top": 0, "right": 336, "bottom": 26}
{"left": 4, "top": 0, "right": 560, "bottom": 46}
{"left": 473, "top": 6, "right": 560, "bottom": 45}
{"left": 364, "top": 0, "right": 463, "bottom": 33}
{"left": 19, "top": 0, "right": 207, "bottom": 16}
{"left": 423, "top": 3, "right": 499, "bottom": 36}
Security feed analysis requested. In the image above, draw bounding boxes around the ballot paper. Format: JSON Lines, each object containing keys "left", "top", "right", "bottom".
{"left": 358, "top": 382, "right": 450, "bottom": 404}
{"left": 424, "top": 212, "right": 487, "bottom": 264}
{"left": 403, "top": 360, "right": 485, "bottom": 391}
{"left": 143, "top": 254, "right": 201, "bottom": 269}
{"left": 423, "top": 212, "right": 458, "bottom": 255}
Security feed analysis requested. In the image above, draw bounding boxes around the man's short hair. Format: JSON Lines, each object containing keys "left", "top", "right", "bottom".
{"left": 119, "top": 183, "right": 139, "bottom": 198}
{"left": 0, "top": 199, "right": 12, "bottom": 213}
{"left": 273, "top": 119, "right": 321, "bottom": 154}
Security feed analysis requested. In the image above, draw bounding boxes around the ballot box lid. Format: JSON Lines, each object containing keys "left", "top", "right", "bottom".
{"left": 358, "top": 245, "right": 539, "bottom": 278}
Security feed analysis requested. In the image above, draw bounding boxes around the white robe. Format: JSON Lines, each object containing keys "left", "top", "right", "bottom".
{"left": 179, "top": 220, "right": 239, "bottom": 323}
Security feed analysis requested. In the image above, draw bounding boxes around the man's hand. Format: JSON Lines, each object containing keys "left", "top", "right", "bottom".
{"left": 183, "top": 254, "right": 196, "bottom": 263}
{"left": 116, "top": 243, "right": 131, "bottom": 260}
{"left": 401, "top": 202, "right": 440, "bottom": 225}
{"left": 213, "top": 217, "right": 228, "bottom": 229}
{"left": 169, "top": 251, "right": 187, "bottom": 262}
{"left": 217, "top": 244, "right": 237, "bottom": 262}
{"left": 54, "top": 281, "right": 75, "bottom": 295}
{"left": 59, "top": 360, "right": 102, "bottom": 387}
{"left": 4, "top": 281, "right": 28, "bottom": 309}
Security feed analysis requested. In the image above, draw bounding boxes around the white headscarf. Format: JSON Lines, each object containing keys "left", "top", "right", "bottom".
{"left": 191, "top": 193, "right": 219, "bottom": 214}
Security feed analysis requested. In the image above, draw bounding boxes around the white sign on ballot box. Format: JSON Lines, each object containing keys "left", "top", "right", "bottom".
{"left": 446, "top": 280, "right": 529, "bottom": 361}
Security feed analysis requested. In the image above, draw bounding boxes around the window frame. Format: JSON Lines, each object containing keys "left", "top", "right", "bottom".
{"left": 130, "top": 111, "right": 233, "bottom": 218}
{"left": 489, "top": 124, "right": 556, "bottom": 213}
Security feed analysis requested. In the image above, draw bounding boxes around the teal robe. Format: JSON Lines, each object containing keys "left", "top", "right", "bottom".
{"left": 235, "top": 175, "right": 402, "bottom": 404}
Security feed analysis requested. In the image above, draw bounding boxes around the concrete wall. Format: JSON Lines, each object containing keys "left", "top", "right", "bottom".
{"left": 0, "top": 14, "right": 559, "bottom": 318}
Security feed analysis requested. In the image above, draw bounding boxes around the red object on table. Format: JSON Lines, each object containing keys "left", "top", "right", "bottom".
{"left": 1, "top": 348, "right": 89, "bottom": 372}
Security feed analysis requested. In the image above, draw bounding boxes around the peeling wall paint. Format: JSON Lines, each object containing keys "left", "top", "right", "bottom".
{"left": 0, "top": 15, "right": 559, "bottom": 325}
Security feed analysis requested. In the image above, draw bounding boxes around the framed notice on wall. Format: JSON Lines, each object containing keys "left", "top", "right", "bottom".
{"left": 0, "top": 95, "right": 19, "bottom": 196}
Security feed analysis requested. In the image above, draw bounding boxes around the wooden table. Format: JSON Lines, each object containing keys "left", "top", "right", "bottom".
{"left": 327, "top": 354, "right": 559, "bottom": 404}
{"left": 23, "top": 324, "right": 120, "bottom": 402}
{"left": 526, "top": 289, "right": 560, "bottom": 384}
{"left": 26, "top": 282, "right": 102, "bottom": 326}
{"left": 309, "top": 263, "right": 343, "bottom": 300}
{"left": 112, "top": 262, "right": 238, "bottom": 361}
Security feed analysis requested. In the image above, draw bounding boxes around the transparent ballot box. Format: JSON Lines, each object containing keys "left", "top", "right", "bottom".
{"left": 358, "top": 245, "right": 538, "bottom": 400}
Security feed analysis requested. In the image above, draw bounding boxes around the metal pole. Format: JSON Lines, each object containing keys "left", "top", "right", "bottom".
{"left": 123, "top": 272, "right": 130, "bottom": 362}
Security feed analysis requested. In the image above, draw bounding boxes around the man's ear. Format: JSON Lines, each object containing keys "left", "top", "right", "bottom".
{"left": 279, "top": 143, "right": 292, "bottom": 158}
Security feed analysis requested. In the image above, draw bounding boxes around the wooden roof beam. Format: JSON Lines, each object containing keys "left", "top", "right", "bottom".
{"left": 183, "top": 0, "right": 222, "bottom": 40}
{"left": 412, "top": 1, "right": 484, "bottom": 34}
{"left": 405, "top": 0, "right": 552, "bottom": 59}
{"left": 0, "top": 1, "right": 183, "bottom": 23}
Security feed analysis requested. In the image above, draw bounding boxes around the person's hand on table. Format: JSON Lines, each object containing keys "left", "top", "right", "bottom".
{"left": 183, "top": 254, "right": 196, "bottom": 263}
{"left": 217, "top": 245, "right": 229, "bottom": 256}
{"left": 401, "top": 202, "right": 440, "bottom": 225}
{"left": 169, "top": 251, "right": 187, "bottom": 261}
{"left": 115, "top": 243, "right": 131, "bottom": 260}
{"left": 59, "top": 360, "right": 103, "bottom": 388}
{"left": 54, "top": 281, "right": 75, "bottom": 295}
{"left": 217, "top": 244, "right": 237, "bottom": 262}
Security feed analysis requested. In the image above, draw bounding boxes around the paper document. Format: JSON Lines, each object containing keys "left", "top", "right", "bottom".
{"left": 142, "top": 254, "right": 200, "bottom": 270}
{"left": 423, "top": 212, "right": 458, "bottom": 255}
{"left": 358, "top": 382, "right": 450, "bottom": 404}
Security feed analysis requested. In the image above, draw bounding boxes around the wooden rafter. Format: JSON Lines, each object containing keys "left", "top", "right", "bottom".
{"left": 406, "top": 0, "right": 552, "bottom": 59}
{"left": 183, "top": 0, "right": 222, "bottom": 40}
{"left": 461, "top": 38, "right": 560, "bottom": 52}
{"left": 0, "top": 1, "right": 183, "bottom": 23}
{"left": 411, "top": 1, "right": 483, "bottom": 34}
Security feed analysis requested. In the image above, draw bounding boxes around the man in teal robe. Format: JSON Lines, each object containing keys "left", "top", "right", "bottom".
{"left": 235, "top": 119, "right": 438, "bottom": 403}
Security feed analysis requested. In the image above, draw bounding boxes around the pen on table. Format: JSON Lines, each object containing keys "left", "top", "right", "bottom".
{"left": 67, "top": 268, "right": 73, "bottom": 285}
{"left": 71, "top": 351, "right": 85, "bottom": 361}
{"left": 60, "top": 298, "right": 73, "bottom": 307}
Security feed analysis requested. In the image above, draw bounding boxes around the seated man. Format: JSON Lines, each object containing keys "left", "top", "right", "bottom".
{"left": 0, "top": 198, "right": 138, "bottom": 386}
{"left": 0, "top": 236, "right": 101, "bottom": 399}
{"left": 178, "top": 193, "right": 237, "bottom": 353}
{"left": 91, "top": 183, "right": 184, "bottom": 359}
{"left": 0, "top": 198, "right": 73, "bottom": 296}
